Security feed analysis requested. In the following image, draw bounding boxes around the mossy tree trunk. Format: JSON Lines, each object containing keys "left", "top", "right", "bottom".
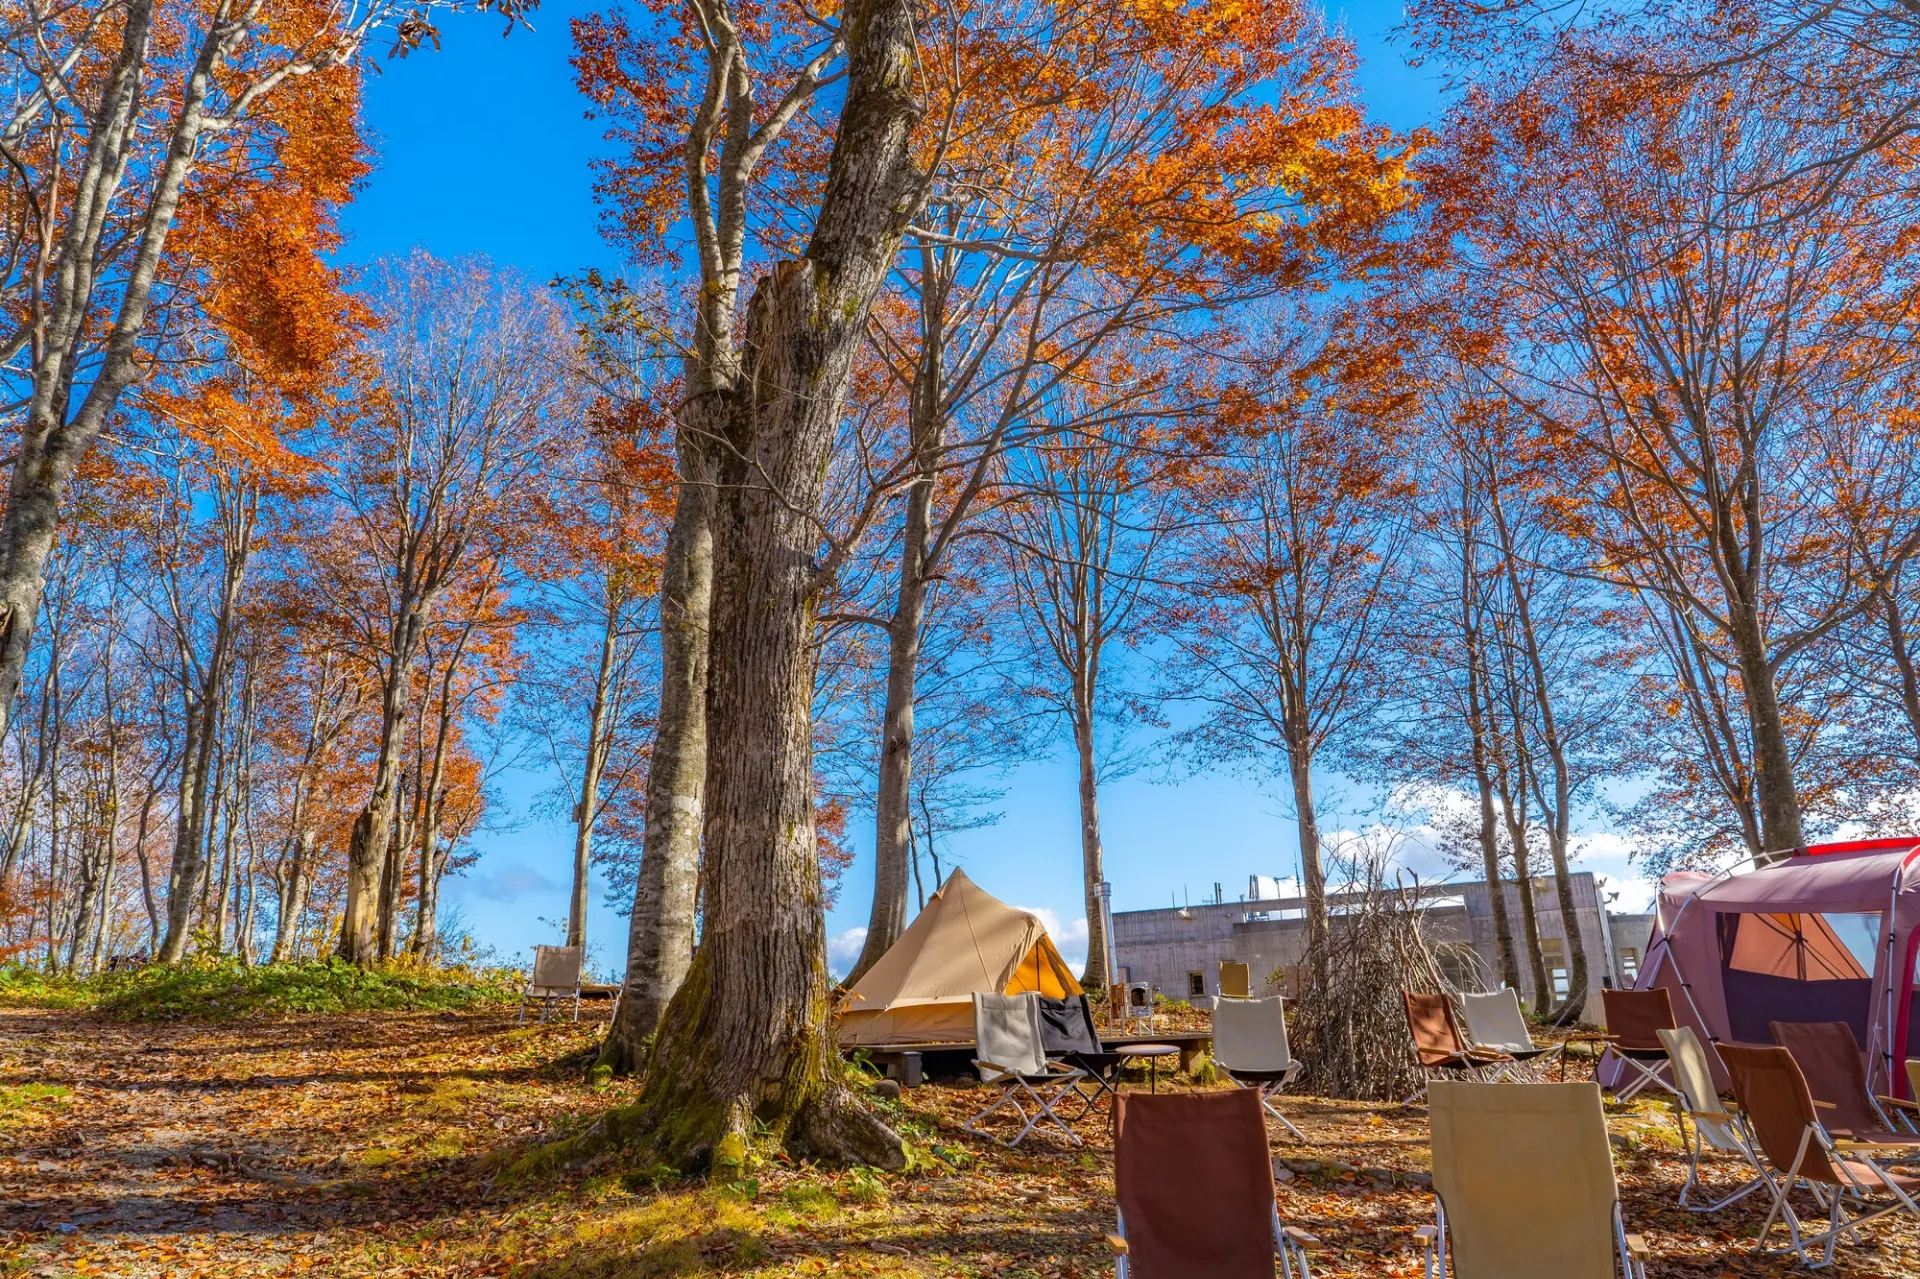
{"left": 622, "top": 0, "right": 922, "bottom": 1171}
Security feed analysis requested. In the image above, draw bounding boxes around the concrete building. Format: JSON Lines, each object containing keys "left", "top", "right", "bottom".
{"left": 1112, "top": 873, "right": 1647, "bottom": 1011}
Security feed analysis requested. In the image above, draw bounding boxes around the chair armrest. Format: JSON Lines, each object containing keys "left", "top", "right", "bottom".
{"left": 1833, "top": 1139, "right": 1920, "bottom": 1154}
{"left": 1106, "top": 1234, "right": 1129, "bottom": 1255}
{"left": 973, "top": 1059, "right": 1021, "bottom": 1077}
{"left": 1623, "top": 1233, "right": 1651, "bottom": 1261}
{"left": 1812, "top": 1099, "right": 1837, "bottom": 1110}
{"left": 1878, "top": 1094, "right": 1920, "bottom": 1114}
{"left": 1690, "top": 1109, "right": 1736, "bottom": 1125}
{"left": 1413, "top": 1225, "right": 1439, "bottom": 1243}
{"left": 1281, "top": 1227, "right": 1320, "bottom": 1250}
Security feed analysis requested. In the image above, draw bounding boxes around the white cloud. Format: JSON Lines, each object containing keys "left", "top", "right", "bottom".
{"left": 1020, "top": 906, "right": 1090, "bottom": 972}
{"left": 827, "top": 926, "right": 868, "bottom": 979}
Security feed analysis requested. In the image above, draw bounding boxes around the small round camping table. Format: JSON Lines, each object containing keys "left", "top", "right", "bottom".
{"left": 1114, "top": 1044, "right": 1179, "bottom": 1093}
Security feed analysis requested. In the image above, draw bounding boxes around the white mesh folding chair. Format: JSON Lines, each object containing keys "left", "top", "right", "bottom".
{"left": 1658, "top": 1026, "right": 1766, "bottom": 1212}
{"left": 1415, "top": 1081, "right": 1652, "bottom": 1279}
{"left": 1458, "top": 990, "right": 1561, "bottom": 1081}
{"left": 964, "top": 992, "right": 1086, "bottom": 1148}
{"left": 518, "top": 945, "right": 583, "bottom": 1023}
{"left": 1212, "top": 994, "right": 1308, "bottom": 1143}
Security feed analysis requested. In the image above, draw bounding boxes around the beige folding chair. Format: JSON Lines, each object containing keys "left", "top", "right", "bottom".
{"left": 1416, "top": 1080, "right": 1650, "bottom": 1279}
{"left": 1110, "top": 1090, "right": 1318, "bottom": 1279}
{"left": 1212, "top": 995, "right": 1307, "bottom": 1143}
{"left": 1657, "top": 1026, "right": 1766, "bottom": 1212}
{"left": 1218, "top": 960, "right": 1252, "bottom": 1000}
{"left": 1458, "top": 990, "right": 1562, "bottom": 1079}
{"left": 1723, "top": 1043, "right": 1920, "bottom": 1268}
{"left": 964, "top": 992, "right": 1086, "bottom": 1148}
{"left": 518, "top": 944, "right": 583, "bottom": 1023}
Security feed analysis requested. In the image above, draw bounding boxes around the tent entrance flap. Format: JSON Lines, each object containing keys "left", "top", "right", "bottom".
{"left": 1716, "top": 910, "right": 1876, "bottom": 1047}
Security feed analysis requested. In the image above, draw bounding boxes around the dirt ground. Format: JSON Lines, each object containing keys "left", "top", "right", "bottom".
{"left": 2, "top": 1005, "right": 1917, "bottom": 1277}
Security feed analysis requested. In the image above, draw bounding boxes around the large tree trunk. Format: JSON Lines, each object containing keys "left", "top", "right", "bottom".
{"left": 849, "top": 507, "right": 930, "bottom": 982}
{"left": 603, "top": 464, "right": 713, "bottom": 1070}
{"left": 850, "top": 265, "right": 947, "bottom": 983}
{"left": 1729, "top": 610, "right": 1804, "bottom": 859}
{"left": 339, "top": 656, "right": 412, "bottom": 963}
{"left": 615, "top": 0, "right": 922, "bottom": 1167}
{"left": 158, "top": 704, "right": 211, "bottom": 962}
{"left": 1073, "top": 694, "right": 1109, "bottom": 988}
{"left": 1285, "top": 713, "right": 1329, "bottom": 956}
{"left": 1463, "top": 632, "right": 1521, "bottom": 992}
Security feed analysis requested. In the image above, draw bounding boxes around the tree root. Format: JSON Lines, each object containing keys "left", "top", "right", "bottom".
{"left": 795, "top": 1084, "right": 907, "bottom": 1170}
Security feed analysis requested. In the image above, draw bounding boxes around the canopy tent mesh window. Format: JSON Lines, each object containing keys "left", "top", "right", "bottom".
{"left": 1612, "top": 839, "right": 1920, "bottom": 1098}
{"left": 836, "top": 870, "right": 1082, "bottom": 1047}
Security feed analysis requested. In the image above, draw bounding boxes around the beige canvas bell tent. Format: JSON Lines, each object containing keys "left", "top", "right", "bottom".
{"left": 837, "top": 869, "right": 1082, "bottom": 1047}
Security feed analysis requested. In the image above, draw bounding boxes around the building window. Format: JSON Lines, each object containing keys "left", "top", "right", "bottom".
{"left": 1540, "top": 938, "right": 1570, "bottom": 1000}
{"left": 1188, "top": 972, "right": 1206, "bottom": 998}
{"left": 1619, "top": 947, "right": 1640, "bottom": 984}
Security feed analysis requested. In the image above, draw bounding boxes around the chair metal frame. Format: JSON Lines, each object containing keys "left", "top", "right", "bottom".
{"left": 964, "top": 993, "right": 1088, "bottom": 1149}
{"left": 1746, "top": 1117, "right": 1920, "bottom": 1268}
{"left": 1111, "top": 1204, "right": 1316, "bottom": 1279}
{"left": 1212, "top": 995, "right": 1309, "bottom": 1142}
{"left": 1415, "top": 1198, "right": 1648, "bottom": 1279}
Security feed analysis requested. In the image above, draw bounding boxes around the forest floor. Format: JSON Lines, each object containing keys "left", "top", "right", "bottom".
{"left": 3, "top": 1004, "right": 1918, "bottom": 1277}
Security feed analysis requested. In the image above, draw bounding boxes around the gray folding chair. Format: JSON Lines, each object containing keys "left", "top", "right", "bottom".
{"left": 964, "top": 992, "right": 1086, "bottom": 1148}
{"left": 1212, "top": 994, "right": 1308, "bottom": 1142}
{"left": 1459, "top": 989, "right": 1561, "bottom": 1080}
{"left": 518, "top": 944, "right": 583, "bottom": 1023}
{"left": 1658, "top": 1026, "right": 1766, "bottom": 1212}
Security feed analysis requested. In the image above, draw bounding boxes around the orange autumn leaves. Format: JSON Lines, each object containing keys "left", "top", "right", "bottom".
{"left": 573, "top": 0, "right": 1417, "bottom": 293}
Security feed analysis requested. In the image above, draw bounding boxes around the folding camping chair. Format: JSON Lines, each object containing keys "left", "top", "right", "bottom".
{"left": 1722, "top": 1043, "right": 1920, "bottom": 1268}
{"left": 1037, "top": 993, "right": 1126, "bottom": 1122}
{"left": 1219, "top": 960, "right": 1252, "bottom": 1000}
{"left": 518, "top": 945, "right": 583, "bottom": 1023}
{"left": 1402, "top": 990, "right": 1517, "bottom": 1105}
{"left": 1597, "top": 988, "right": 1681, "bottom": 1102}
{"left": 1459, "top": 990, "right": 1563, "bottom": 1080}
{"left": 1212, "top": 994, "right": 1308, "bottom": 1143}
{"left": 1414, "top": 1080, "right": 1652, "bottom": 1279}
{"left": 1658, "top": 1026, "right": 1768, "bottom": 1212}
{"left": 1109, "top": 1089, "right": 1319, "bottom": 1279}
{"left": 1771, "top": 1020, "right": 1920, "bottom": 1142}
{"left": 965, "top": 992, "right": 1087, "bottom": 1148}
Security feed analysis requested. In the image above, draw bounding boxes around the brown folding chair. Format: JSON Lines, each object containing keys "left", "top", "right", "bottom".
{"left": 1771, "top": 1020, "right": 1920, "bottom": 1142}
{"left": 1109, "top": 1089, "right": 1317, "bottom": 1278}
{"left": 1597, "top": 988, "right": 1680, "bottom": 1102}
{"left": 1722, "top": 1043, "right": 1920, "bottom": 1267}
{"left": 1402, "top": 990, "right": 1516, "bottom": 1105}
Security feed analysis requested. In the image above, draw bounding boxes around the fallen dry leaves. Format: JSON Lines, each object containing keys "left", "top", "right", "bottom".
{"left": 1, "top": 1006, "right": 1915, "bottom": 1277}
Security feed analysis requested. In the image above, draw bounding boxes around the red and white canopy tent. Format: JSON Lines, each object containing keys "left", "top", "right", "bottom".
{"left": 1621, "top": 838, "right": 1920, "bottom": 1097}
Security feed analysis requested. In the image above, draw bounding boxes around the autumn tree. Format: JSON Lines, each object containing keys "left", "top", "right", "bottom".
{"left": 0, "top": 0, "right": 523, "bottom": 746}
{"left": 1163, "top": 313, "right": 1413, "bottom": 953}
{"left": 1441, "top": 52, "right": 1920, "bottom": 862}
{"left": 320, "top": 254, "right": 570, "bottom": 964}
{"left": 836, "top": 0, "right": 1420, "bottom": 983}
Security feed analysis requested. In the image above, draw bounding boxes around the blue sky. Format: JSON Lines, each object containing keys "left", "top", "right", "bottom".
{"left": 339, "top": 1, "right": 1655, "bottom": 979}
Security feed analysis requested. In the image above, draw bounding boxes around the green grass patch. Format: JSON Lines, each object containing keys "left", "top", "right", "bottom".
{"left": 0, "top": 1082, "right": 70, "bottom": 1128}
{"left": 0, "top": 957, "right": 519, "bottom": 1021}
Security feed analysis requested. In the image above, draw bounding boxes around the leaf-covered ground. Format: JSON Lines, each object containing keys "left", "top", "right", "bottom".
{"left": 2, "top": 1006, "right": 1916, "bottom": 1277}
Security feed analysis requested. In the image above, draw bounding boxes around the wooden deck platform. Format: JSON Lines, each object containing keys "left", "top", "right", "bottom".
{"left": 845, "top": 1029, "right": 1214, "bottom": 1088}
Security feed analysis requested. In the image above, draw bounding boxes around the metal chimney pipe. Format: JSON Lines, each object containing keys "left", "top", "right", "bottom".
{"left": 1097, "top": 880, "right": 1118, "bottom": 987}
